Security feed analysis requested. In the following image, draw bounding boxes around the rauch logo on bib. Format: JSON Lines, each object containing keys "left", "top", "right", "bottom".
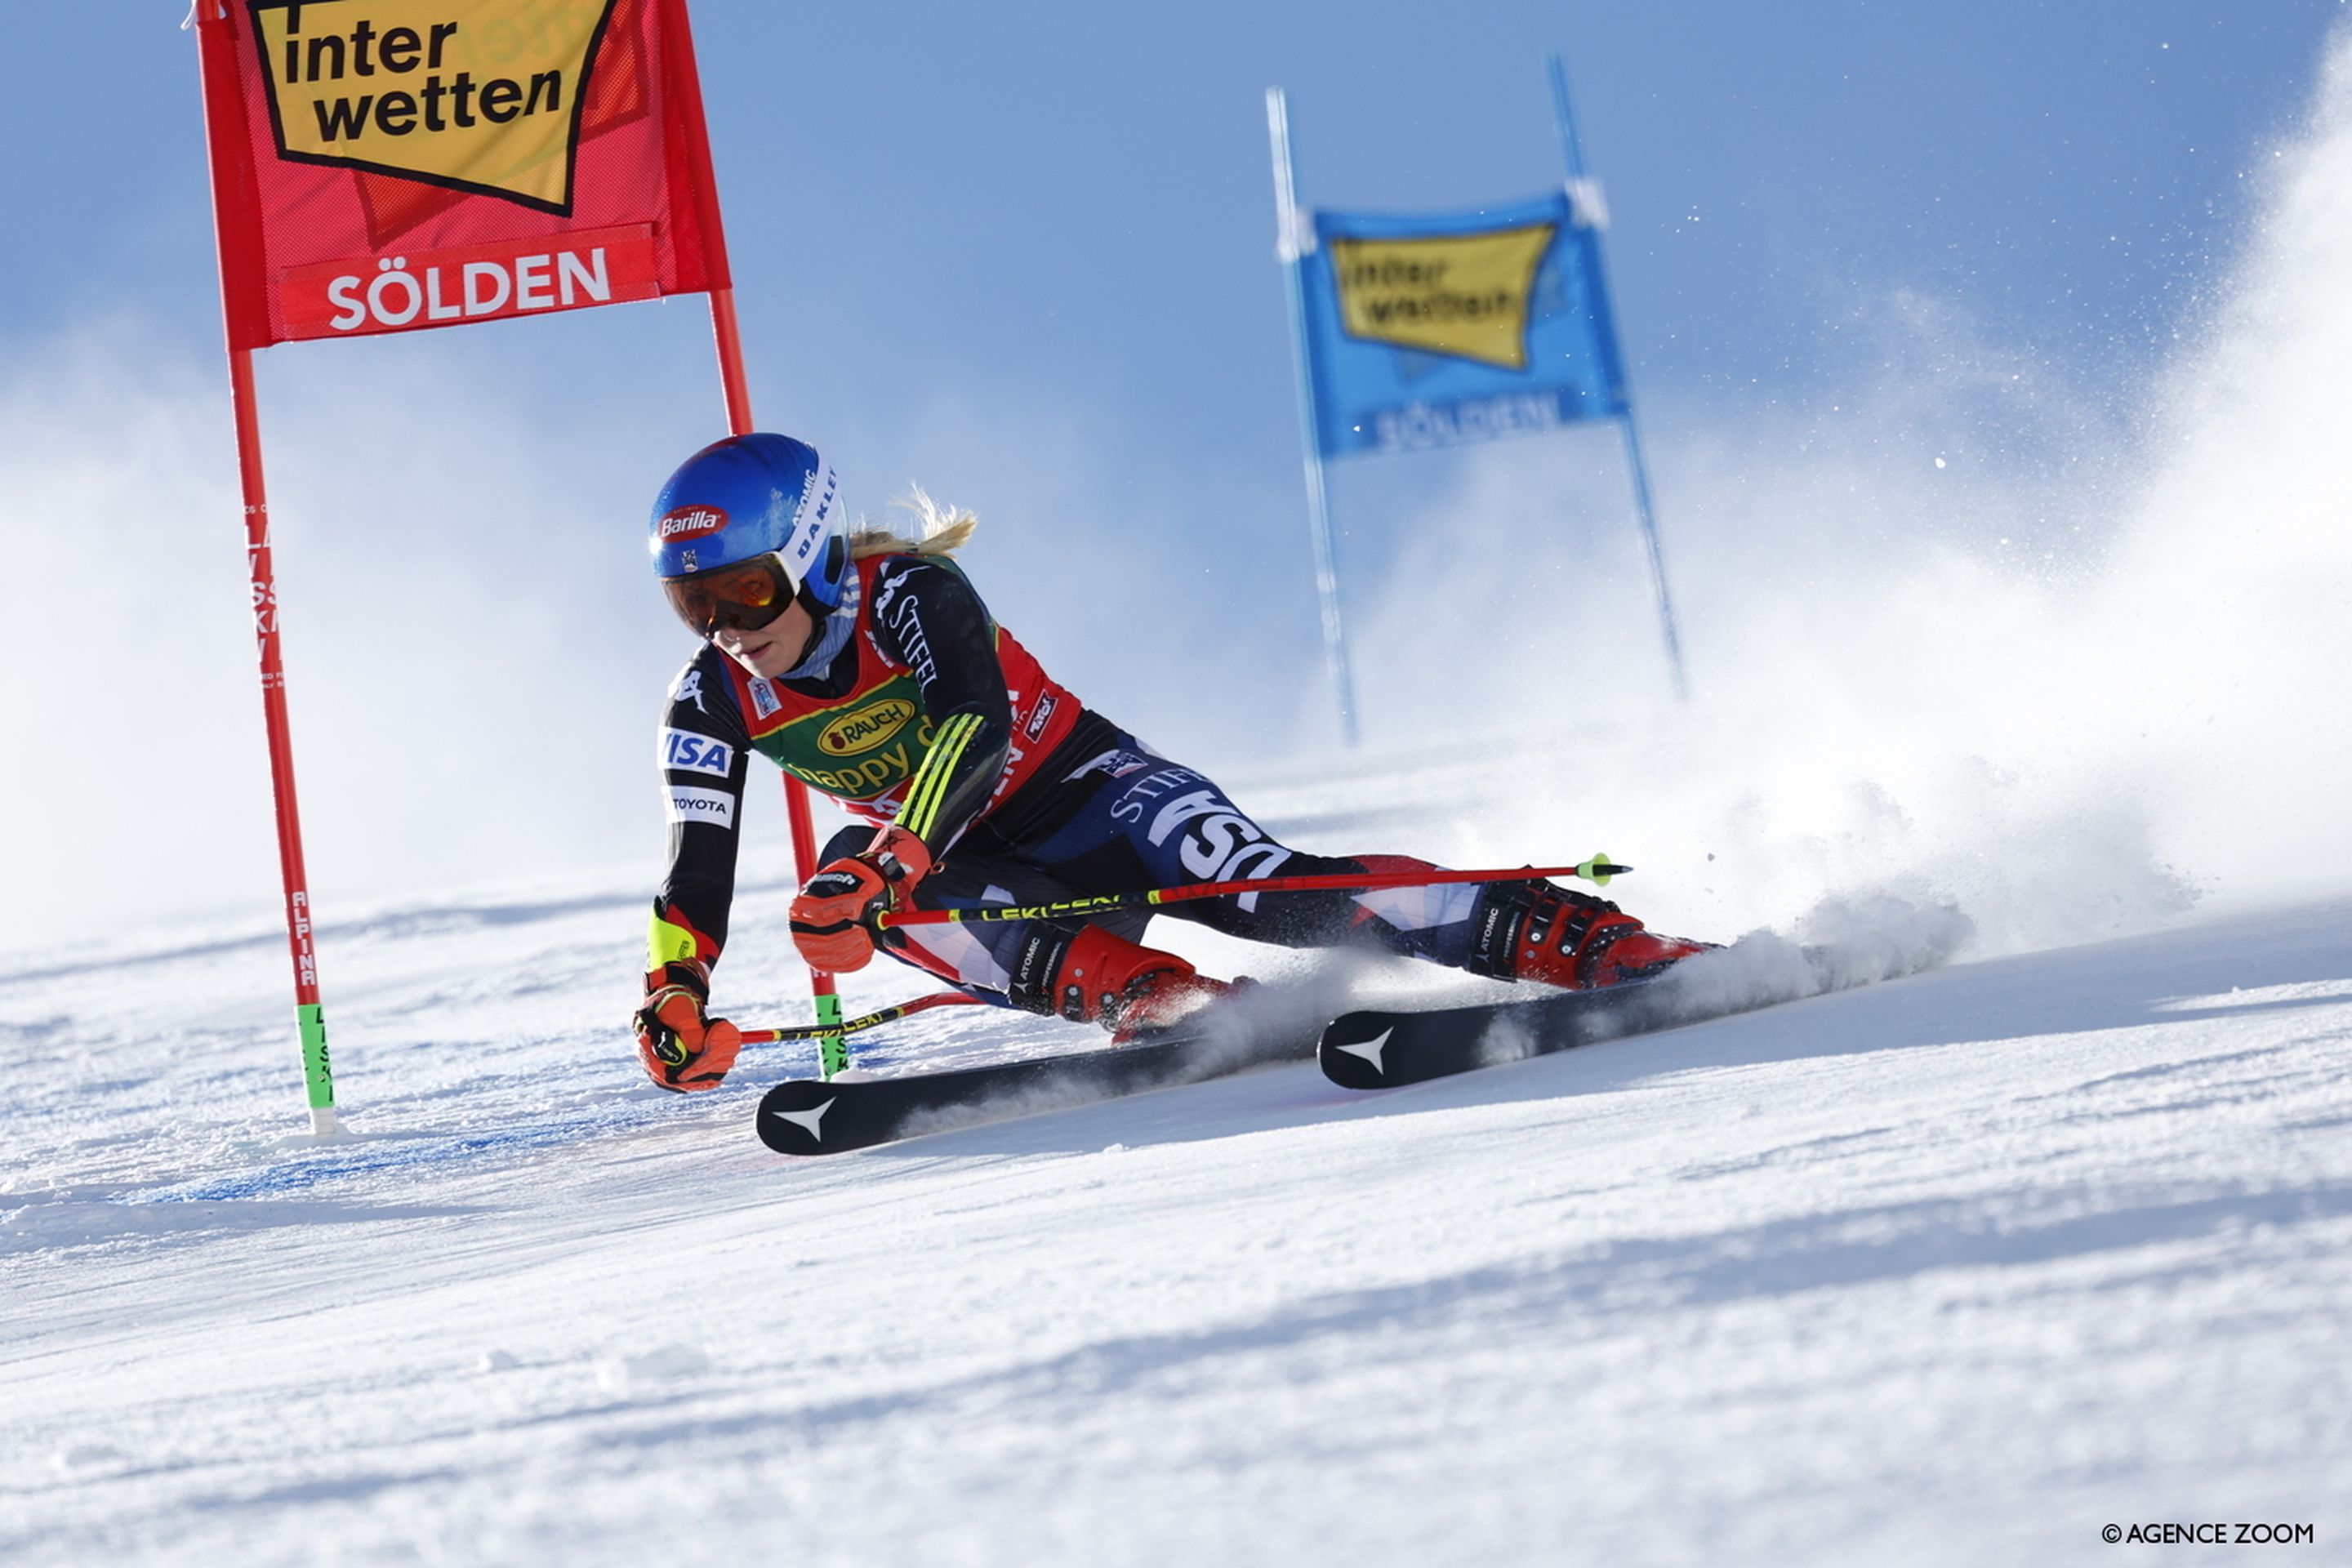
{"left": 818, "top": 698, "right": 917, "bottom": 757}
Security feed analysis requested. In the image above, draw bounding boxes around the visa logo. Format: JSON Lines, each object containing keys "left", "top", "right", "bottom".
{"left": 660, "top": 729, "right": 733, "bottom": 777}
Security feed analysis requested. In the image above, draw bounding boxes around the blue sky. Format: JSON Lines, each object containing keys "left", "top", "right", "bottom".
{"left": 6, "top": 2, "right": 2337, "bottom": 400}
{"left": 2, "top": 2, "right": 2346, "bottom": 944}
{"left": 5, "top": 2, "right": 2339, "bottom": 669}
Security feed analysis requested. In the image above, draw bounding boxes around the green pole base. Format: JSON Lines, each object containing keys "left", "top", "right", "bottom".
{"left": 815, "top": 993, "right": 849, "bottom": 1080}
{"left": 298, "top": 1001, "right": 340, "bottom": 1136}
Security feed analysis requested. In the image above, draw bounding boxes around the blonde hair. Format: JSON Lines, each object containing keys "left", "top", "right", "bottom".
{"left": 849, "top": 486, "right": 978, "bottom": 560}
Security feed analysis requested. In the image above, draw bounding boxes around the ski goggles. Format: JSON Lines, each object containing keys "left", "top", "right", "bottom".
{"left": 662, "top": 555, "right": 798, "bottom": 636}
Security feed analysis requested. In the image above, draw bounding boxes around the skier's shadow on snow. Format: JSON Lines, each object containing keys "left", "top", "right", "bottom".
{"left": 849, "top": 895, "right": 2352, "bottom": 1160}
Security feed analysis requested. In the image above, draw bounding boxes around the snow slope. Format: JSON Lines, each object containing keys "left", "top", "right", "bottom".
{"left": 4, "top": 857, "right": 2345, "bottom": 1566}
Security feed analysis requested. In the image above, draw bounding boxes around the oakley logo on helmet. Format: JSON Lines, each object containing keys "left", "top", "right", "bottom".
{"left": 785, "top": 466, "right": 838, "bottom": 567}
{"left": 658, "top": 506, "right": 729, "bottom": 543}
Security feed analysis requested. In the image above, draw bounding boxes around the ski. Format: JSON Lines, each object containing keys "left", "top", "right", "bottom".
{"left": 757, "top": 1018, "right": 1317, "bottom": 1156}
{"left": 1320, "top": 950, "right": 1881, "bottom": 1090}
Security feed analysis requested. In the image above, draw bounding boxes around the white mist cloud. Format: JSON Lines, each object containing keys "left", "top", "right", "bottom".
{"left": 1, "top": 337, "right": 279, "bottom": 954}
{"left": 0, "top": 331, "right": 683, "bottom": 954}
{"left": 1331, "top": 28, "right": 2352, "bottom": 956}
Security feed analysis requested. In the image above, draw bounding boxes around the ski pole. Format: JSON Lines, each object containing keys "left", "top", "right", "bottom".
{"left": 873, "top": 855, "right": 1630, "bottom": 932}
{"left": 740, "top": 989, "right": 991, "bottom": 1045}
{"left": 739, "top": 858, "right": 1626, "bottom": 1046}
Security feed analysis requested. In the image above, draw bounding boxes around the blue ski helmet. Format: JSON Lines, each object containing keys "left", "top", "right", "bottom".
{"left": 648, "top": 434, "right": 850, "bottom": 611}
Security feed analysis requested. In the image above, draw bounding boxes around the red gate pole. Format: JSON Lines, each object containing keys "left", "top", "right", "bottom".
{"left": 705, "top": 291, "right": 848, "bottom": 1074}
{"left": 668, "top": 0, "right": 848, "bottom": 1074}
{"left": 197, "top": 5, "right": 337, "bottom": 1138}
{"left": 227, "top": 349, "right": 339, "bottom": 1137}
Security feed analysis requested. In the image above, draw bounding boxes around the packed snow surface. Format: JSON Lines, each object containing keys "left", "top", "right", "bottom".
{"left": 3, "top": 847, "right": 2345, "bottom": 1564}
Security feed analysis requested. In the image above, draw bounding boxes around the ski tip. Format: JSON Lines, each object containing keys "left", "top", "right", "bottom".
{"left": 755, "top": 1080, "right": 847, "bottom": 1156}
{"left": 1318, "top": 1013, "right": 1397, "bottom": 1090}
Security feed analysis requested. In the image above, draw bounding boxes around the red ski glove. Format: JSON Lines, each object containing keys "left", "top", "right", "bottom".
{"left": 789, "top": 826, "right": 935, "bottom": 973}
{"left": 634, "top": 960, "right": 743, "bottom": 1093}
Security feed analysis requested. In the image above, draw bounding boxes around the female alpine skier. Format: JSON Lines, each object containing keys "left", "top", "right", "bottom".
{"left": 634, "top": 433, "right": 1704, "bottom": 1091}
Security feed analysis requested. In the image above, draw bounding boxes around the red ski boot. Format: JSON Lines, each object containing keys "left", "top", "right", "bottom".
{"left": 1108, "top": 968, "right": 1254, "bottom": 1045}
{"left": 1467, "top": 882, "right": 1709, "bottom": 991}
{"left": 1012, "top": 924, "right": 1244, "bottom": 1041}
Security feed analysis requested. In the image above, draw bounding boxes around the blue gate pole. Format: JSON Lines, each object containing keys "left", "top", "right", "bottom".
{"left": 1266, "top": 87, "right": 1362, "bottom": 746}
{"left": 1547, "top": 51, "right": 1691, "bottom": 702}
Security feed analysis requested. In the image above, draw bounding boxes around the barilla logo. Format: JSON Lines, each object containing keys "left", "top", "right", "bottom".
{"left": 658, "top": 506, "right": 729, "bottom": 543}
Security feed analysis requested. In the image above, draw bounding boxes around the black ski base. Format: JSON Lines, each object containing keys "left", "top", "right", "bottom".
{"left": 758, "top": 1021, "right": 1315, "bottom": 1156}
{"left": 1319, "top": 980, "right": 1692, "bottom": 1090}
{"left": 1317, "top": 930, "right": 1914, "bottom": 1092}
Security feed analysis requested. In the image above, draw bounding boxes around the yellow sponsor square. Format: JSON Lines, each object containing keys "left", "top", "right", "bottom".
{"left": 1330, "top": 223, "right": 1557, "bottom": 369}
{"left": 252, "top": 0, "right": 617, "bottom": 213}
